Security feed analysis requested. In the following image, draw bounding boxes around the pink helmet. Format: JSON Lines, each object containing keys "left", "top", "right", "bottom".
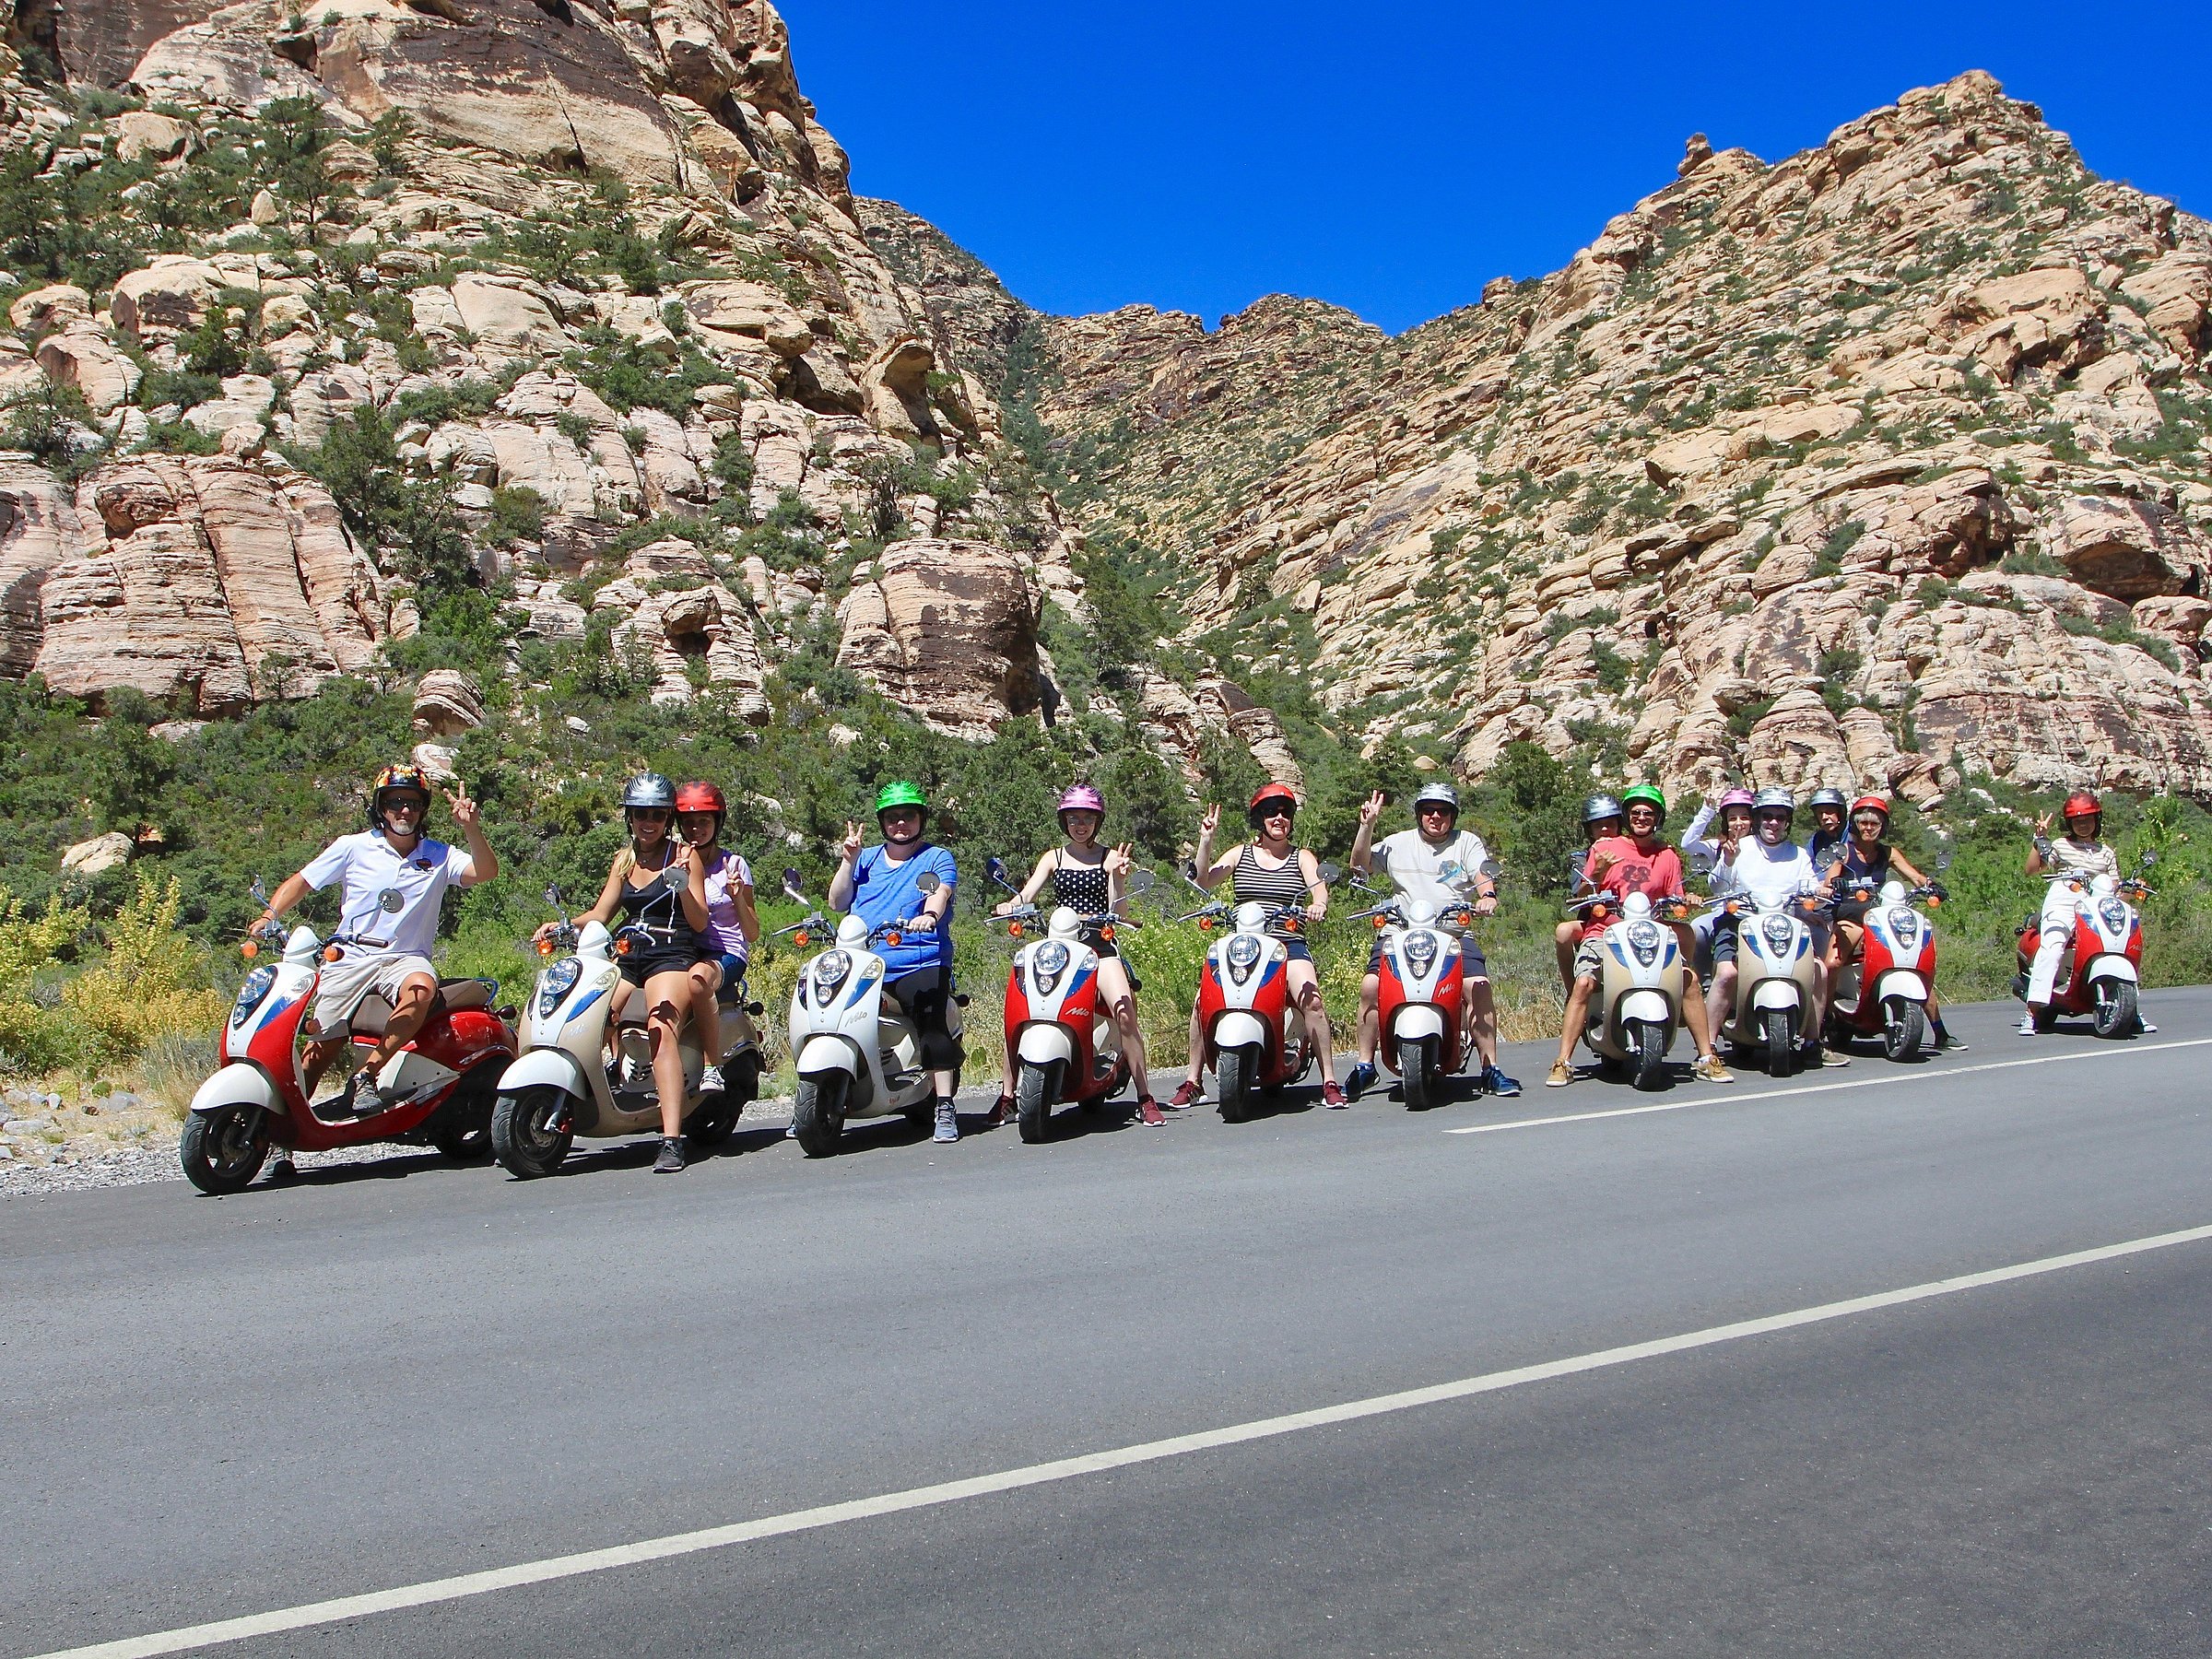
{"left": 1718, "top": 787, "right": 1757, "bottom": 810}
{"left": 1056, "top": 784, "right": 1105, "bottom": 818}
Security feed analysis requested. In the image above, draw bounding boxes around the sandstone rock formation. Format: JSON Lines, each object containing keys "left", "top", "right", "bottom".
{"left": 1030, "top": 71, "right": 2212, "bottom": 802}
{"left": 837, "top": 539, "right": 1042, "bottom": 738}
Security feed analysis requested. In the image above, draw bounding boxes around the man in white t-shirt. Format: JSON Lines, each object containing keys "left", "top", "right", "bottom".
{"left": 253, "top": 764, "right": 500, "bottom": 1112}
{"left": 1703, "top": 789, "right": 1839, "bottom": 1060}
{"left": 1345, "top": 782, "right": 1519, "bottom": 1097}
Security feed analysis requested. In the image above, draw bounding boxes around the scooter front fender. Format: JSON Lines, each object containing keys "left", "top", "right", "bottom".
{"left": 190, "top": 1062, "right": 280, "bottom": 1118}
{"left": 2087, "top": 957, "right": 2140, "bottom": 984}
{"left": 1618, "top": 989, "right": 1673, "bottom": 1026}
{"left": 1749, "top": 980, "right": 1803, "bottom": 1013}
{"left": 1017, "top": 1024, "right": 1076, "bottom": 1067}
{"left": 1875, "top": 971, "right": 1929, "bottom": 1004}
{"left": 495, "top": 1047, "right": 589, "bottom": 1101}
{"left": 1388, "top": 1005, "right": 1448, "bottom": 1043}
{"left": 796, "top": 1033, "right": 865, "bottom": 1077}
{"left": 1211, "top": 1010, "right": 1268, "bottom": 1053}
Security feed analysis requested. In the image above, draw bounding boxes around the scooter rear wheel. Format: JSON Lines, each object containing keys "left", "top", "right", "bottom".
{"left": 1882, "top": 998, "right": 1926, "bottom": 1062}
{"left": 491, "top": 1086, "right": 573, "bottom": 1179}
{"left": 180, "top": 1105, "right": 270, "bottom": 1194}
{"left": 1217, "top": 1046, "right": 1255, "bottom": 1123}
{"left": 1016, "top": 1060, "right": 1056, "bottom": 1144}
{"left": 791, "top": 1072, "right": 848, "bottom": 1157}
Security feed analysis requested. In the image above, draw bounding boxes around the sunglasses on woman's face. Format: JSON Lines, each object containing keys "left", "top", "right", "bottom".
{"left": 1258, "top": 806, "right": 1294, "bottom": 821}
{"left": 630, "top": 808, "right": 672, "bottom": 823}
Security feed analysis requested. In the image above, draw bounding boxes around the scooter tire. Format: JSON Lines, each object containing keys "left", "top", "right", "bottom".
{"left": 491, "top": 1086, "right": 573, "bottom": 1179}
{"left": 180, "top": 1105, "right": 270, "bottom": 1194}
{"left": 1630, "top": 1021, "right": 1667, "bottom": 1092}
{"left": 431, "top": 1124, "right": 492, "bottom": 1161}
{"left": 791, "top": 1072, "right": 847, "bottom": 1157}
{"left": 1217, "top": 1046, "right": 1255, "bottom": 1123}
{"left": 433, "top": 1060, "right": 505, "bottom": 1160}
{"left": 1016, "top": 1060, "right": 1055, "bottom": 1145}
{"left": 1765, "top": 1008, "right": 1795, "bottom": 1078}
{"left": 1399, "top": 1036, "right": 1433, "bottom": 1111}
{"left": 1883, "top": 997, "right": 1926, "bottom": 1062}
{"left": 2092, "top": 980, "right": 2137, "bottom": 1040}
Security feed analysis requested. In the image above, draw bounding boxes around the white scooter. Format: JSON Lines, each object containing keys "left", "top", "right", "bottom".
{"left": 1347, "top": 859, "right": 1493, "bottom": 1110}
{"left": 489, "top": 885, "right": 763, "bottom": 1178}
{"left": 1571, "top": 888, "right": 1698, "bottom": 1090}
{"left": 1712, "top": 888, "right": 1825, "bottom": 1077}
{"left": 781, "top": 868, "right": 963, "bottom": 1156}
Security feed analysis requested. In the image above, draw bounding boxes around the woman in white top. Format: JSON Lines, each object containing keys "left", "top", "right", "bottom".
{"left": 676, "top": 781, "right": 759, "bottom": 1094}
{"left": 2021, "top": 790, "right": 2136, "bottom": 1033}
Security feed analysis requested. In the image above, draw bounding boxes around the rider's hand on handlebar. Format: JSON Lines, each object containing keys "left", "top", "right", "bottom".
{"left": 1472, "top": 895, "right": 1498, "bottom": 918}
{"left": 905, "top": 912, "right": 938, "bottom": 933}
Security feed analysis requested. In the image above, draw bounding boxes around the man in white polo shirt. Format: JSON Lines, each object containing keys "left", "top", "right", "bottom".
{"left": 253, "top": 764, "right": 500, "bottom": 1112}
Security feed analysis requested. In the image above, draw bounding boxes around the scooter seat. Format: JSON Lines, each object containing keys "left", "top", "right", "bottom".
{"left": 438, "top": 978, "right": 495, "bottom": 1012}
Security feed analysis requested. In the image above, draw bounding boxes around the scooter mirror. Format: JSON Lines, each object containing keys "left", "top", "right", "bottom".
{"left": 2141, "top": 850, "right": 2159, "bottom": 867}
{"left": 250, "top": 877, "right": 269, "bottom": 905}
{"left": 1124, "top": 867, "right": 1157, "bottom": 897}
{"left": 1687, "top": 853, "right": 1713, "bottom": 878}
{"left": 1316, "top": 861, "right": 1342, "bottom": 884}
{"left": 542, "top": 883, "right": 562, "bottom": 907}
{"left": 986, "top": 855, "right": 1010, "bottom": 885}
{"left": 913, "top": 871, "right": 941, "bottom": 895}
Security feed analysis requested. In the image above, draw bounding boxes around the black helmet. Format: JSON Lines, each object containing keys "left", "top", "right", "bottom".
{"left": 1582, "top": 793, "right": 1624, "bottom": 827}
{"left": 1412, "top": 781, "right": 1461, "bottom": 817}
{"left": 1806, "top": 786, "right": 1847, "bottom": 812}
{"left": 621, "top": 772, "right": 677, "bottom": 812}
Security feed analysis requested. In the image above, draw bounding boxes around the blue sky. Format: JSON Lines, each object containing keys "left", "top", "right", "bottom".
{"left": 778, "top": 2, "right": 2211, "bottom": 336}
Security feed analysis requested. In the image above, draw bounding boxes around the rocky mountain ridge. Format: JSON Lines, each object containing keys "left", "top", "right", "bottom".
{"left": 1017, "top": 72, "right": 2212, "bottom": 804}
{"left": 0, "top": 5, "right": 2207, "bottom": 814}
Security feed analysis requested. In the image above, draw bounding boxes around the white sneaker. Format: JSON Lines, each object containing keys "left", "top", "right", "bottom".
{"left": 700, "top": 1064, "right": 724, "bottom": 1095}
{"left": 2017, "top": 1013, "right": 2037, "bottom": 1036}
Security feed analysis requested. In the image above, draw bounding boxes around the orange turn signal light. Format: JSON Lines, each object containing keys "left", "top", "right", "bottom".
{"left": 1199, "top": 917, "right": 1216, "bottom": 931}
{"left": 1008, "top": 922, "right": 1024, "bottom": 938}
{"left": 1455, "top": 911, "right": 1473, "bottom": 927}
{"left": 322, "top": 945, "right": 344, "bottom": 963}
{"left": 1371, "top": 915, "right": 1386, "bottom": 931}
{"left": 537, "top": 939, "right": 555, "bottom": 957}
{"left": 241, "top": 940, "right": 259, "bottom": 959}
{"left": 1100, "top": 925, "right": 1116, "bottom": 943}
{"left": 616, "top": 935, "right": 633, "bottom": 956}
{"left": 885, "top": 931, "right": 903, "bottom": 947}
{"left": 794, "top": 930, "right": 810, "bottom": 947}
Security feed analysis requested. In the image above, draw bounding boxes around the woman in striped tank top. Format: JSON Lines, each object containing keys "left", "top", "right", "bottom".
{"left": 1168, "top": 782, "right": 1344, "bottom": 1110}
{"left": 988, "top": 784, "right": 1161, "bottom": 1126}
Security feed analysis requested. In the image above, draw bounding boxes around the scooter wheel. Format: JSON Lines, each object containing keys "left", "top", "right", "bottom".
{"left": 1630, "top": 1022, "right": 1668, "bottom": 1092}
{"left": 180, "top": 1106, "right": 270, "bottom": 1194}
{"left": 1882, "top": 998, "right": 1926, "bottom": 1062}
{"left": 2091, "top": 980, "right": 2138, "bottom": 1040}
{"left": 791, "top": 1072, "right": 847, "bottom": 1157}
{"left": 1764, "top": 1008, "right": 1795, "bottom": 1078}
{"left": 1217, "top": 1046, "right": 1254, "bottom": 1123}
{"left": 491, "top": 1087, "right": 573, "bottom": 1179}
{"left": 1016, "top": 1060, "right": 1055, "bottom": 1145}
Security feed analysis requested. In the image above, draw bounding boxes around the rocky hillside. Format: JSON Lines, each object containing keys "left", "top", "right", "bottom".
{"left": 1024, "top": 74, "right": 2212, "bottom": 805}
{"left": 0, "top": 0, "right": 1303, "bottom": 795}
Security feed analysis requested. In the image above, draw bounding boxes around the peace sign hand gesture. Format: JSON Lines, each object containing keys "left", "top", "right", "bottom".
{"left": 840, "top": 820, "right": 865, "bottom": 863}
{"left": 1103, "top": 841, "right": 1135, "bottom": 877}
{"left": 1358, "top": 790, "right": 1385, "bottom": 828}
{"left": 443, "top": 781, "right": 478, "bottom": 830}
{"left": 2034, "top": 812, "right": 2054, "bottom": 835}
{"left": 1199, "top": 804, "right": 1221, "bottom": 840}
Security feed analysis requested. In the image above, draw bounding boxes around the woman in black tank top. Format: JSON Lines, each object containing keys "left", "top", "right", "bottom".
{"left": 990, "top": 785, "right": 1158, "bottom": 1124}
{"left": 1168, "top": 782, "right": 1344, "bottom": 1109}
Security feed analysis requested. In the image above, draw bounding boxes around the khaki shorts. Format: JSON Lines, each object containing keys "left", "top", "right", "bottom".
{"left": 312, "top": 950, "right": 437, "bottom": 1037}
{"left": 1572, "top": 936, "right": 1607, "bottom": 983}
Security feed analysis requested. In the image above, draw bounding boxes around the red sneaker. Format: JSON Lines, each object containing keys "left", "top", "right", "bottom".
{"left": 1167, "top": 1079, "right": 1203, "bottom": 1110}
{"left": 1138, "top": 1097, "right": 1165, "bottom": 1127}
{"left": 1322, "top": 1080, "right": 1348, "bottom": 1109}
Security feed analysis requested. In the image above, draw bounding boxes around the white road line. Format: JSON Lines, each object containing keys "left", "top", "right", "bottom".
{"left": 1448, "top": 1035, "right": 2212, "bottom": 1135}
{"left": 30, "top": 1221, "right": 2212, "bottom": 1659}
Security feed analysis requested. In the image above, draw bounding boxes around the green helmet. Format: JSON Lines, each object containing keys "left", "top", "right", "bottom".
{"left": 874, "top": 780, "right": 928, "bottom": 817}
{"left": 1620, "top": 783, "right": 1666, "bottom": 826}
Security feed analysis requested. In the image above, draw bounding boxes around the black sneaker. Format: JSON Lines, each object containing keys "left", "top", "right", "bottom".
{"left": 1345, "top": 1061, "right": 1379, "bottom": 1100}
{"left": 653, "top": 1135, "right": 687, "bottom": 1173}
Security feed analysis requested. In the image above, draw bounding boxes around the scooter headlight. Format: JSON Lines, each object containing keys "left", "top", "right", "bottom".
{"left": 230, "top": 964, "right": 276, "bottom": 1029}
{"left": 1033, "top": 938, "right": 1070, "bottom": 995}
{"left": 2099, "top": 899, "right": 2129, "bottom": 932}
{"left": 1225, "top": 932, "right": 1263, "bottom": 985}
{"left": 1888, "top": 908, "right": 1919, "bottom": 947}
{"left": 536, "top": 956, "right": 582, "bottom": 1019}
{"left": 1403, "top": 930, "right": 1440, "bottom": 974}
{"left": 811, "top": 950, "right": 852, "bottom": 1005}
{"left": 1627, "top": 920, "right": 1663, "bottom": 966}
{"left": 1760, "top": 915, "right": 1794, "bottom": 953}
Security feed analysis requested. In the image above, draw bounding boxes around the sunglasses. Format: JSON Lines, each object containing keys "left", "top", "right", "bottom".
{"left": 1626, "top": 808, "right": 1660, "bottom": 820}
{"left": 1418, "top": 805, "right": 1456, "bottom": 816}
{"left": 629, "top": 807, "right": 672, "bottom": 821}
{"left": 1257, "top": 806, "right": 1294, "bottom": 820}
{"left": 382, "top": 795, "right": 428, "bottom": 813}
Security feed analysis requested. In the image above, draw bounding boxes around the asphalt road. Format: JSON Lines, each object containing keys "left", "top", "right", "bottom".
{"left": 6, "top": 990, "right": 2211, "bottom": 1657}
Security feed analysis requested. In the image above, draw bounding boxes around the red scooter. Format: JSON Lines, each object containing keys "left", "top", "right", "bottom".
{"left": 1182, "top": 890, "right": 1312, "bottom": 1122}
{"left": 181, "top": 885, "right": 516, "bottom": 1194}
{"left": 1825, "top": 872, "right": 1945, "bottom": 1059}
{"left": 1350, "top": 888, "right": 1477, "bottom": 1109}
{"left": 2013, "top": 857, "right": 2154, "bottom": 1037}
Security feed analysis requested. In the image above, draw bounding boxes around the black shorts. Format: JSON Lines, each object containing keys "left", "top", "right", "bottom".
{"left": 1832, "top": 898, "right": 1873, "bottom": 926}
{"left": 887, "top": 966, "right": 959, "bottom": 1070}
{"left": 618, "top": 940, "right": 698, "bottom": 986}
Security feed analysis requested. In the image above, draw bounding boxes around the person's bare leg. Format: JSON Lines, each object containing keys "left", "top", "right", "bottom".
{"left": 362, "top": 973, "right": 437, "bottom": 1074}
{"left": 1357, "top": 972, "right": 1381, "bottom": 1065}
{"left": 1099, "top": 958, "right": 1149, "bottom": 1085}
{"left": 644, "top": 971, "right": 691, "bottom": 1138}
{"left": 1288, "top": 960, "right": 1334, "bottom": 1077}
{"left": 1552, "top": 976, "right": 1597, "bottom": 1071}
{"left": 688, "top": 960, "right": 724, "bottom": 1068}
{"left": 1466, "top": 976, "right": 1498, "bottom": 1069}
{"left": 1554, "top": 921, "right": 1578, "bottom": 994}
{"left": 1681, "top": 969, "right": 1719, "bottom": 1059}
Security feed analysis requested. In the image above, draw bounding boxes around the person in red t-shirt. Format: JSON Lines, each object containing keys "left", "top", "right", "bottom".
{"left": 1546, "top": 786, "right": 1733, "bottom": 1088}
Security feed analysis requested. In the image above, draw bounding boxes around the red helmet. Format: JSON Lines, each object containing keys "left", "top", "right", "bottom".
{"left": 1850, "top": 794, "right": 1890, "bottom": 819}
{"left": 674, "top": 782, "right": 726, "bottom": 834}
{"left": 1248, "top": 782, "right": 1299, "bottom": 827}
{"left": 2063, "top": 791, "right": 2101, "bottom": 822}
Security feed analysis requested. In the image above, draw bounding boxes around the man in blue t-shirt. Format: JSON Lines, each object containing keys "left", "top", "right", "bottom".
{"left": 829, "top": 781, "right": 962, "bottom": 1140}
